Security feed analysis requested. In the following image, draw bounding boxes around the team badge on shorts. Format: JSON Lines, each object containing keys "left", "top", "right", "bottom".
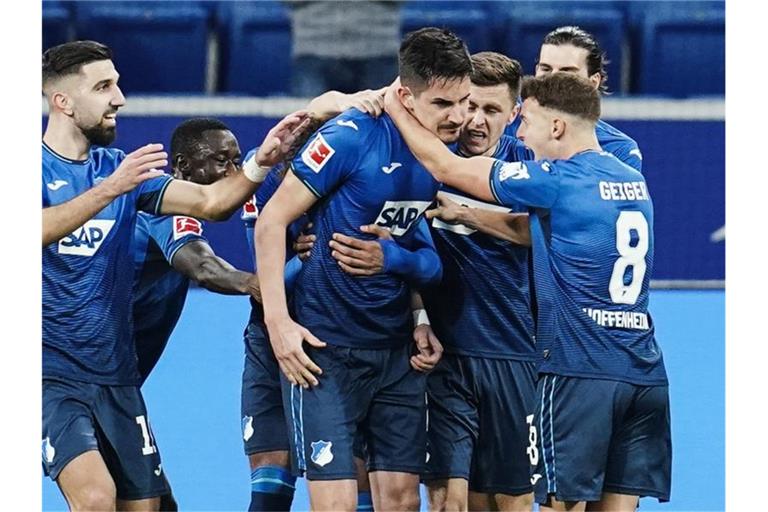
{"left": 242, "top": 416, "right": 254, "bottom": 442}
{"left": 310, "top": 440, "right": 334, "bottom": 467}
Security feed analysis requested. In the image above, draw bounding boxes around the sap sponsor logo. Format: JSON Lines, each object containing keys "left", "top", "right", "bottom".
{"left": 301, "top": 134, "right": 335, "bottom": 173}
{"left": 47, "top": 180, "right": 68, "bottom": 191}
{"left": 336, "top": 119, "right": 359, "bottom": 131}
{"left": 598, "top": 181, "right": 649, "bottom": 201}
{"left": 310, "top": 440, "right": 334, "bottom": 467}
{"left": 242, "top": 196, "right": 259, "bottom": 220}
{"left": 173, "top": 216, "right": 203, "bottom": 240}
{"left": 42, "top": 437, "right": 55, "bottom": 464}
{"left": 374, "top": 201, "right": 431, "bottom": 236}
{"left": 498, "top": 162, "right": 530, "bottom": 181}
{"left": 381, "top": 162, "right": 402, "bottom": 174}
{"left": 242, "top": 416, "right": 254, "bottom": 442}
{"left": 431, "top": 192, "right": 510, "bottom": 235}
{"left": 58, "top": 220, "right": 115, "bottom": 256}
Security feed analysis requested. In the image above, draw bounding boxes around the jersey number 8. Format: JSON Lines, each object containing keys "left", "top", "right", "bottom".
{"left": 609, "top": 211, "right": 649, "bottom": 305}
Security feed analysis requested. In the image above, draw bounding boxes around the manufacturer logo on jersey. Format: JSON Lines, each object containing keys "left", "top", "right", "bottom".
{"left": 154, "top": 464, "right": 163, "bottom": 476}
{"left": 498, "top": 162, "right": 530, "bottom": 181}
{"left": 541, "top": 162, "right": 551, "bottom": 173}
{"left": 310, "top": 440, "right": 334, "bottom": 467}
{"left": 242, "top": 196, "right": 259, "bottom": 220}
{"left": 42, "top": 437, "right": 55, "bottom": 464}
{"left": 629, "top": 148, "right": 643, "bottom": 160}
{"left": 336, "top": 119, "right": 359, "bottom": 131}
{"left": 374, "top": 200, "right": 431, "bottom": 236}
{"left": 530, "top": 473, "right": 542, "bottom": 485}
{"left": 301, "top": 134, "right": 335, "bottom": 173}
{"left": 381, "top": 162, "right": 402, "bottom": 174}
{"left": 173, "top": 216, "right": 203, "bottom": 240}
{"left": 242, "top": 416, "right": 254, "bottom": 441}
{"left": 58, "top": 219, "right": 115, "bottom": 256}
{"left": 46, "top": 180, "right": 68, "bottom": 191}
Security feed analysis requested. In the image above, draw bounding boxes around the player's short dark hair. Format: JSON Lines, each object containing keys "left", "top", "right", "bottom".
{"left": 521, "top": 73, "right": 600, "bottom": 123}
{"left": 470, "top": 52, "right": 523, "bottom": 101}
{"left": 541, "top": 26, "right": 609, "bottom": 94}
{"left": 399, "top": 27, "right": 473, "bottom": 92}
{"left": 42, "top": 40, "right": 113, "bottom": 88}
{"left": 170, "top": 118, "right": 232, "bottom": 159}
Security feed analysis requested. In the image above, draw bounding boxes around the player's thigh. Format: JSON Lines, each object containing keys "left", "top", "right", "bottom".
{"left": 242, "top": 321, "right": 292, "bottom": 456}
{"left": 248, "top": 451, "right": 291, "bottom": 470}
{"left": 42, "top": 378, "right": 101, "bottom": 483}
{"left": 365, "top": 344, "right": 427, "bottom": 475}
{"left": 428, "top": 478, "right": 469, "bottom": 512}
{"left": 586, "top": 492, "right": 639, "bottom": 512}
{"left": 115, "top": 496, "right": 161, "bottom": 512}
{"left": 471, "top": 358, "right": 537, "bottom": 497}
{"left": 56, "top": 450, "right": 117, "bottom": 512}
{"left": 92, "top": 385, "right": 169, "bottom": 501}
{"left": 603, "top": 385, "right": 671, "bottom": 502}
{"left": 423, "top": 355, "right": 478, "bottom": 485}
{"left": 539, "top": 498, "right": 587, "bottom": 512}
{"left": 306, "top": 479, "right": 358, "bottom": 511}
{"left": 489, "top": 491, "right": 535, "bottom": 512}
{"left": 369, "top": 471, "right": 421, "bottom": 512}
{"left": 530, "top": 376, "right": 618, "bottom": 505}
{"left": 283, "top": 344, "right": 375, "bottom": 481}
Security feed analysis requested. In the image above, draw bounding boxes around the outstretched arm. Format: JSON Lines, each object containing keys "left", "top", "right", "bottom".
{"left": 43, "top": 144, "right": 167, "bottom": 246}
{"left": 171, "top": 240, "right": 260, "bottom": 300}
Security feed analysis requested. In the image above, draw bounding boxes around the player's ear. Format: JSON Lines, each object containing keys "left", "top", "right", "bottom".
{"left": 398, "top": 85, "right": 416, "bottom": 111}
{"left": 51, "top": 91, "right": 74, "bottom": 117}
{"left": 588, "top": 72, "right": 601, "bottom": 91}
{"left": 507, "top": 103, "right": 520, "bottom": 125}
{"left": 552, "top": 118, "right": 566, "bottom": 140}
{"left": 174, "top": 154, "right": 190, "bottom": 179}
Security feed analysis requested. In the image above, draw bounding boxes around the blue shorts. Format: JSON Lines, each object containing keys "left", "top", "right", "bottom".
{"left": 42, "top": 378, "right": 170, "bottom": 500}
{"left": 241, "top": 321, "right": 291, "bottom": 455}
{"left": 423, "top": 354, "right": 537, "bottom": 495}
{"left": 283, "top": 342, "right": 427, "bottom": 480}
{"left": 531, "top": 375, "right": 672, "bottom": 504}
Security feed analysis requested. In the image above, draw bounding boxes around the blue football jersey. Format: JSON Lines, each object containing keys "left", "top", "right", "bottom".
{"left": 489, "top": 150, "right": 667, "bottom": 385}
{"left": 132, "top": 213, "right": 207, "bottom": 368}
{"left": 505, "top": 117, "right": 642, "bottom": 172}
{"left": 290, "top": 109, "right": 441, "bottom": 348}
{"left": 42, "top": 142, "right": 173, "bottom": 385}
{"left": 423, "top": 135, "right": 536, "bottom": 360}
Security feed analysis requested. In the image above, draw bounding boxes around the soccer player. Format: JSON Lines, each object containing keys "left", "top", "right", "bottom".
{"left": 133, "top": 117, "right": 260, "bottom": 385}
{"left": 42, "top": 40, "right": 306, "bottom": 511}
{"left": 255, "top": 28, "right": 471, "bottom": 511}
{"left": 385, "top": 72, "right": 671, "bottom": 512}
{"left": 418, "top": 52, "right": 537, "bottom": 512}
{"left": 506, "top": 25, "right": 643, "bottom": 172}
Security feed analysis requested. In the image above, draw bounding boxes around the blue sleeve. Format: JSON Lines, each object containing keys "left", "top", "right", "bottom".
{"left": 489, "top": 159, "right": 560, "bottom": 209}
{"left": 616, "top": 142, "right": 643, "bottom": 173}
{"left": 380, "top": 218, "right": 442, "bottom": 286}
{"left": 135, "top": 174, "right": 174, "bottom": 214}
{"left": 146, "top": 215, "right": 207, "bottom": 264}
{"left": 289, "top": 115, "right": 366, "bottom": 198}
{"left": 284, "top": 254, "right": 303, "bottom": 291}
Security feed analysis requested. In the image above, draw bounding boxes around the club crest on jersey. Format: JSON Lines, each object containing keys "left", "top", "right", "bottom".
{"left": 302, "top": 134, "right": 335, "bottom": 173}
{"left": 58, "top": 219, "right": 115, "bottom": 256}
{"left": 242, "top": 195, "right": 258, "bottom": 220}
{"left": 374, "top": 200, "right": 431, "bottom": 236}
{"left": 498, "top": 161, "right": 530, "bottom": 181}
{"left": 242, "top": 416, "right": 254, "bottom": 441}
{"left": 310, "top": 440, "right": 334, "bottom": 467}
{"left": 173, "top": 216, "right": 203, "bottom": 240}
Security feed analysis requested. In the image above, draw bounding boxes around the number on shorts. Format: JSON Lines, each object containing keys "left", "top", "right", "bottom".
{"left": 135, "top": 415, "right": 157, "bottom": 455}
{"left": 609, "top": 211, "right": 649, "bottom": 305}
{"left": 526, "top": 414, "right": 539, "bottom": 465}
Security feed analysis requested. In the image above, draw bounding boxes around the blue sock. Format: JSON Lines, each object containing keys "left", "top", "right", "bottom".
{"left": 357, "top": 490, "right": 374, "bottom": 512}
{"left": 248, "top": 465, "right": 296, "bottom": 512}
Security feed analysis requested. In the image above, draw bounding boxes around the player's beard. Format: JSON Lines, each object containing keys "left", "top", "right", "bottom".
{"left": 80, "top": 122, "right": 117, "bottom": 147}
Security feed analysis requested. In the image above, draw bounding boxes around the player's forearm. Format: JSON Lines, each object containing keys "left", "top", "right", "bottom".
{"left": 255, "top": 220, "right": 291, "bottom": 321}
{"left": 307, "top": 91, "right": 346, "bottom": 121}
{"left": 42, "top": 183, "right": 120, "bottom": 246}
{"left": 458, "top": 209, "right": 531, "bottom": 246}
{"left": 198, "top": 173, "right": 259, "bottom": 221}
{"left": 380, "top": 240, "right": 442, "bottom": 286}
{"left": 192, "top": 256, "right": 256, "bottom": 295}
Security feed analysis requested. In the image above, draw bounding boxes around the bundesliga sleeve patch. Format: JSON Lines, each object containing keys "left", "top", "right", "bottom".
{"left": 242, "top": 195, "right": 258, "bottom": 220}
{"left": 173, "top": 216, "right": 203, "bottom": 240}
{"left": 301, "top": 133, "right": 335, "bottom": 173}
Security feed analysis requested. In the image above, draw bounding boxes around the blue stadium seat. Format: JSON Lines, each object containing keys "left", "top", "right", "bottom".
{"left": 43, "top": 4, "right": 72, "bottom": 51}
{"left": 401, "top": 7, "right": 492, "bottom": 53}
{"left": 498, "top": 6, "right": 627, "bottom": 93}
{"left": 74, "top": 2, "right": 210, "bottom": 93}
{"left": 218, "top": 2, "right": 292, "bottom": 95}
{"left": 635, "top": 8, "right": 724, "bottom": 97}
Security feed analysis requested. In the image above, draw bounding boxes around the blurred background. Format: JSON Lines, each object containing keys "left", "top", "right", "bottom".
{"left": 42, "top": 1, "right": 725, "bottom": 510}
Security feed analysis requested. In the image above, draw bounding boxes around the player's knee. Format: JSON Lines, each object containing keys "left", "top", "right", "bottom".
{"left": 501, "top": 492, "right": 534, "bottom": 512}
{"left": 442, "top": 494, "right": 468, "bottom": 512}
{"left": 379, "top": 485, "right": 420, "bottom": 511}
{"left": 69, "top": 484, "right": 116, "bottom": 512}
{"left": 248, "top": 451, "right": 290, "bottom": 470}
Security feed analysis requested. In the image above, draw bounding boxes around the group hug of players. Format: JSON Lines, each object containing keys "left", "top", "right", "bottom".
{"left": 42, "top": 23, "right": 671, "bottom": 512}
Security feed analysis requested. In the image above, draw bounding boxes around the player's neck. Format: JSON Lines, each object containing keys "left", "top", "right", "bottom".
{"left": 43, "top": 115, "right": 91, "bottom": 161}
{"left": 560, "top": 130, "right": 601, "bottom": 160}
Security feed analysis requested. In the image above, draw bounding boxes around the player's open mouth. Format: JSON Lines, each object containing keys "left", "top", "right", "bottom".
{"left": 467, "top": 130, "right": 487, "bottom": 141}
